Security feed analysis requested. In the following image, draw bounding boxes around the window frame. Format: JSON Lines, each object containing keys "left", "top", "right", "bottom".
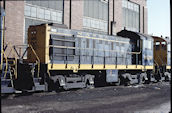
{"left": 122, "top": 0, "right": 140, "bottom": 32}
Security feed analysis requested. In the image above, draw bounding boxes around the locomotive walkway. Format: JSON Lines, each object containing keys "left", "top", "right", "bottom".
{"left": 1, "top": 82, "right": 170, "bottom": 113}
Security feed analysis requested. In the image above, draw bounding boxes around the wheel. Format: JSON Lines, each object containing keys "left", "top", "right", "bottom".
{"left": 141, "top": 77, "right": 146, "bottom": 84}
{"left": 164, "top": 72, "right": 171, "bottom": 82}
{"left": 54, "top": 81, "right": 60, "bottom": 92}
{"left": 114, "top": 78, "right": 121, "bottom": 86}
{"left": 86, "top": 80, "right": 94, "bottom": 89}
{"left": 148, "top": 71, "right": 157, "bottom": 83}
{"left": 124, "top": 78, "right": 131, "bottom": 86}
{"left": 120, "top": 74, "right": 131, "bottom": 86}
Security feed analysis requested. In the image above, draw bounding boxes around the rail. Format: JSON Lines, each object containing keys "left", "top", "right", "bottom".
{"left": 49, "top": 45, "right": 141, "bottom": 55}
{"left": 3, "top": 43, "right": 18, "bottom": 79}
{"left": 2, "top": 43, "right": 40, "bottom": 78}
{"left": 29, "top": 44, "right": 40, "bottom": 78}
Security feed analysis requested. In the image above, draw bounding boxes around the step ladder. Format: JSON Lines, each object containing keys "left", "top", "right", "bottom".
{"left": 1, "top": 59, "right": 16, "bottom": 94}
{"left": 1, "top": 77, "right": 15, "bottom": 93}
{"left": 32, "top": 77, "right": 47, "bottom": 91}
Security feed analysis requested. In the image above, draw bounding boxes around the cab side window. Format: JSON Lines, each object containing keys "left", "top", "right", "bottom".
{"left": 155, "top": 41, "right": 160, "bottom": 50}
{"left": 144, "top": 40, "right": 152, "bottom": 50}
{"left": 161, "top": 41, "right": 167, "bottom": 50}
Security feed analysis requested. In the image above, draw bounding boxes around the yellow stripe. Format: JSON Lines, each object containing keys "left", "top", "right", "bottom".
{"left": 48, "top": 64, "right": 152, "bottom": 70}
{"left": 48, "top": 64, "right": 66, "bottom": 70}
{"left": 145, "top": 66, "right": 154, "bottom": 70}
{"left": 79, "top": 64, "right": 92, "bottom": 69}
{"left": 166, "top": 66, "right": 171, "bottom": 69}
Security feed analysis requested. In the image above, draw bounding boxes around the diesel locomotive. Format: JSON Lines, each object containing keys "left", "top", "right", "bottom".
{"left": 1, "top": 23, "right": 171, "bottom": 93}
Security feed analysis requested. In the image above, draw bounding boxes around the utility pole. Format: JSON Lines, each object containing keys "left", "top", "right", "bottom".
{"left": 0, "top": 2, "right": 5, "bottom": 70}
{"left": 170, "top": 0, "right": 171, "bottom": 40}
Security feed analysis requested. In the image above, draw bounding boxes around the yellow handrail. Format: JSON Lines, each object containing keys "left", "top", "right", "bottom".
{"left": 2, "top": 43, "right": 41, "bottom": 79}
{"left": 29, "top": 44, "right": 40, "bottom": 78}
{"left": 8, "top": 44, "right": 40, "bottom": 78}
{"left": 8, "top": 43, "right": 18, "bottom": 79}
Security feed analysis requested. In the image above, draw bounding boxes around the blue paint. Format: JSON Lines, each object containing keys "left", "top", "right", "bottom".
{"left": 141, "top": 37, "right": 154, "bottom": 66}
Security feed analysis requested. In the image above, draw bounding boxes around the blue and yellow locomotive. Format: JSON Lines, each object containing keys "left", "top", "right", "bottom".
{"left": 1, "top": 24, "right": 171, "bottom": 93}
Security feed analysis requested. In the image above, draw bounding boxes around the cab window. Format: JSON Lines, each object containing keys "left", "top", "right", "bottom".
{"left": 144, "top": 40, "right": 152, "bottom": 50}
{"left": 161, "top": 41, "right": 167, "bottom": 50}
{"left": 155, "top": 41, "right": 160, "bottom": 50}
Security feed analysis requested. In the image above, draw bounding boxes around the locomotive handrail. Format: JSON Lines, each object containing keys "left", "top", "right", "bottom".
{"left": 51, "top": 53, "right": 130, "bottom": 59}
{"left": 49, "top": 45, "right": 141, "bottom": 55}
{"left": 3, "top": 42, "right": 9, "bottom": 52}
{"left": 29, "top": 44, "right": 40, "bottom": 78}
{"left": 6, "top": 43, "right": 18, "bottom": 79}
{"left": 51, "top": 54, "right": 130, "bottom": 63}
{"left": 11, "top": 44, "right": 40, "bottom": 78}
{"left": 1, "top": 42, "right": 18, "bottom": 79}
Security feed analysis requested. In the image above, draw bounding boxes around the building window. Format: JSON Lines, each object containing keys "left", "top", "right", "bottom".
{"left": 83, "top": 17, "right": 108, "bottom": 33}
{"left": 24, "top": 0, "right": 64, "bottom": 44}
{"left": 51, "top": 11, "right": 57, "bottom": 21}
{"left": 31, "top": 6, "right": 37, "bottom": 18}
{"left": 37, "top": 8, "right": 44, "bottom": 19}
{"left": 83, "top": 0, "right": 108, "bottom": 33}
{"left": 45, "top": 10, "right": 50, "bottom": 20}
{"left": 24, "top": 4, "right": 63, "bottom": 23}
{"left": 24, "top": 5, "right": 31, "bottom": 16}
{"left": 122, "top": 0, "right": 140, "bottom": 32}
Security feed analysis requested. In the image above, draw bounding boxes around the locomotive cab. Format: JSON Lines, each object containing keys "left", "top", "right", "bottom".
{"left": 117, "top": 30, "right": 156, "bottom": 83}
{"left": 117, "top": 30, "right": 154, "bottom": 67}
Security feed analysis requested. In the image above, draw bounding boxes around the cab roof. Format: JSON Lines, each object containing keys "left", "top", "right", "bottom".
{"left": 117, "top": 29, "right": 153, "bottom": 40}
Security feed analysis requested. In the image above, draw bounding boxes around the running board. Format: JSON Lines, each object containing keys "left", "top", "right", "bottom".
{"left": 32, "top": 78, "right": 47, "bottom": 91}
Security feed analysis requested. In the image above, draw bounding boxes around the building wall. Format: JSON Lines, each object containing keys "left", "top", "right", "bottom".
{"left": 4, "top": 1, "right": 25, "bottom": 46}
{"left": 109, "top": 0, "right": 147, "bottom": 34}
{"left": 3, "top": 1, "right": 25, "bottom": 56}
{"left": 2, "top": 0, "right": 147, "bottom": 47}
{"left": 64, "top": 0, "right": 69, "bottom": 28}
{"left": 114, "top": 0, "right": 123, "bottom": 34}
{"left": 71, "top": 0, "right": 83, "bottom": 30}
{"left": 130, "top": 0, "right": 147, "bottom": 33}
